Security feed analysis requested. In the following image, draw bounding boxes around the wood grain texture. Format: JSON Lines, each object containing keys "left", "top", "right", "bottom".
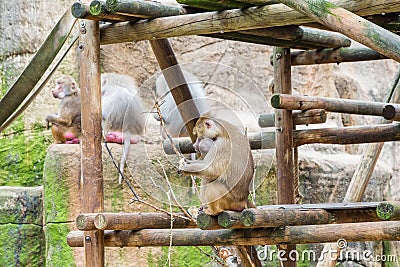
{"left": 67, "top": 221, "right": 400, "bottom": 247}
{"left": 79, "top": 19, "right": 104, "bottom": 267}
{"left": 99, "top": 0, "right": 400, "bottom": 44}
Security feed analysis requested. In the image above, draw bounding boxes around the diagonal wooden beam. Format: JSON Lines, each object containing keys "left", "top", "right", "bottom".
{"left": 276, "top": 0, "right": 400, "bottom": 62}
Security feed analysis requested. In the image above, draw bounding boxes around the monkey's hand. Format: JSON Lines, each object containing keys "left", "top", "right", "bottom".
{"left": 178, "top": 158, "right": 190, "bottom": 175}
{"left": 45, "top": 115, "right": 52, "bottom": 129}
{"left": 178, "top": 158, "right": 211, "bottom": 177}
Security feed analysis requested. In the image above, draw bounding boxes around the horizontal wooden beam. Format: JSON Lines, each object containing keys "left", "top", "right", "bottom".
{"left": 271, "top": 93, "right": 397, "bottom": 117}
{"left": 163, "top": 123, "right": 400, "bottom": 153}
{"left": 177, "top": 0, "right": 279, "bottom": 11}
{"left": 293, "top": 123, "right": 400, "bottom": 147}
{"left": 258, "top": 109, "right": 326, "bottom": 127}
{"left": 199, "top": 202, "right": 382, "bottom": 229}
{"left": 104, "top": 0, "right": 187, "bottom": 18}
{"left": 241, "top": 207, "right": 381, "bottom": 228}
{"left": 67, "top": 221, "right": 400, "bottom": 247}
{"left": 242, "top": 26, "right": 351, "bottom": 49}
{"left": 204, "top": 32, "right": 325, "bottom": 50}
{"left": 211, "top": 26, "right": 351, "bottom": 50}
{"left": 94, "top": 212, "right": 196, "bottom": 230}
{"left": 241, "top": 208, "right": 329, "bottom": 228}
{"left": 288, "top": 47, "right": 388, "bottom": 66}
{"left": 255, "top": 202, "right": 380, "bottom": 210}
{"left": 99, "top": 1, "right": 400, "bottom": 44}
{"left": 76, "top": 212, "right": 196, "bottom": 231}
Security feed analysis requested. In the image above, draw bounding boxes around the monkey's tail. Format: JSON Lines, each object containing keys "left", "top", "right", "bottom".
{"left": 119, "top": 132, "right": 131, "bottom": 184}
{"left": 236, "top": 245, "right": 262, "bottom": 267}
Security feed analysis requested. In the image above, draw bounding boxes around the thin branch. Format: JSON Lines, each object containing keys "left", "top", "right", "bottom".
{"left": 195, "top": 246, "right": 226, "bottom": 266}
{"left": 104, "top": 142, "right": 192, "bottom": 222}
{"left": 157, "top": 159, "right": 194, "bottom": 221}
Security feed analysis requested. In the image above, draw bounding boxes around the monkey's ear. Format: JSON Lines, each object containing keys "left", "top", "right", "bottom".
{"left": 71, "top": 82, "right": 76, "bottom": 90}
{"left": 204, "top": 119, "right": 213, "bottom": 129}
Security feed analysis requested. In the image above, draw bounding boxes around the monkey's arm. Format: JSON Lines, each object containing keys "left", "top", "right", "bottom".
{"left": 178, "top": 158, "right": 218, "bottom": 179}
{"left": 46, "top": 114, "right": 73, "bottom": 127}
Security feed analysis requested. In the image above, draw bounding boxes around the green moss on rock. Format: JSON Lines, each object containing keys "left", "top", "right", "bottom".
{"left": 0, "top": 66, "right": 51, "bottom": 187}
{"left": 44, "top": 223, "right": 75, "bottom": 267}
{"left": 0, "top": 224, "right": 45, "bottom": 267}
{"left": 43, "top": 148, "right": 70, "bottom": 223}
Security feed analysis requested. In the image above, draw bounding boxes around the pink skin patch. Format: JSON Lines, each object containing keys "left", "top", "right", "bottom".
{"left": 64, "top": 132, "right": 80, "bottom": 144}
{"left": 65, "top": 138, "right": 80, "bottom": 144}
{"left": 105, "top": 132, "right": 140, "bottom": 144}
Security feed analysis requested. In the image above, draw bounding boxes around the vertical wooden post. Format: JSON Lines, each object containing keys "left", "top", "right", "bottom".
{"left": 273, "top": 47, "right": 296, "bottom": 267}
{"left": 79, "top": 19, "right": 104, "bottom": 267}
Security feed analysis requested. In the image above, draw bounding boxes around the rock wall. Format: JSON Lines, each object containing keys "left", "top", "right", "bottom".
{"left": 0, "top": 186, "right": 44, "bottom": 266}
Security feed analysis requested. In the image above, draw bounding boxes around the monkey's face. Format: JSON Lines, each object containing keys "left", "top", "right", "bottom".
{"left": 194, "top": 118, "right": 220, "bottom": 139}
{"left": 52, "top": 76, "right": 75, "bottom": 99}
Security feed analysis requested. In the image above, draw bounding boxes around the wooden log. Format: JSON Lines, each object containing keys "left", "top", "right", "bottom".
{"left": 248, "top": 131, "right": 275, "bottom": 150}
{"left": 271, "top": 93, "right": 396, "bottom": 117}
{"left": 76, "top": 214, "right": 97, "bottom": 231}
{"left": 205, "top": 32, "right": 324, "bottom": 50}
{"left": 218, "top": 211, "right": 244, "bottom": 228}
{"left": 258, "top": 109, "right": 326, "bottom": 127}
{"left": 294, "top": 123, "right": 400, "bottom": 147}
{"left": 377, "top": 201, "right": 400, "bottom": 220}
{"left": 273, "top": 47, "right": 295, "bottom": 267}
{"left": 94, "top": 212, "right": 196, "bottom": 230}
{"left": 177, "top": 0, "right": 280, "bottom": 10}
{"left": 255, "top": 202, "right": 380, "bottom": 210}
{"left": 99, "top": 1, "right": 400, "bottom": 44}
{"left": 303, "top": 12, "right": 400, "bottom": 33}
{"left": 196, "top": 212, "right": 220, "bottom": 230}
{"left": 243, "top": 26, "right": 351, "bottom": 49}
{"left": 105, "top": 0, "right": 187, "bottom": 18}
{"left": 150, "top": 39, "right": 200, "bottom": 143}
{"left": 71, "top": 2, "right": 136, "bottom": 22}
{"left": 161, "top": 131, "right": 277, "bottom": 154}
{"left": 177, "top": 0, "right": 249, "bottom": 11}
{"left": 289, "top": 47, "right": 387, "bottom": 66}
{"left": 241, "top": 208, "right": 330, "bottom": 227}
{"left": 67, "top": 221, "right": 400, "bottom": 247}
{"left": 79, "top": 19, "right": 104, "bottom": 267}
{"left": 163, "top": 123, "right": 400, "bottom": 153}
{"left": 329, "top": 209, "right": 382, "bottom": 224}
{"left": 241, "top": 206, "right": 381, "bottom": 228}
{"left": 383, "top": 104, "right": 400, "bottom": 121}
{"left": 277, "top": 0, "right": 400, "bottom": 62}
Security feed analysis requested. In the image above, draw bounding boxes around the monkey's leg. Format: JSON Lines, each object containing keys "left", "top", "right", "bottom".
{"left": 46, "top": 114, "right": 73, "bottom": 127}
